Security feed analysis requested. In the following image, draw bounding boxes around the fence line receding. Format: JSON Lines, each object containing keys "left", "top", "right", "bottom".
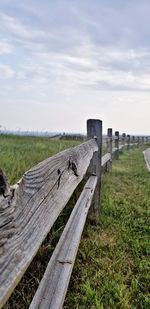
{"left": 0, "top": 119, "right": 149, "bottom": 309}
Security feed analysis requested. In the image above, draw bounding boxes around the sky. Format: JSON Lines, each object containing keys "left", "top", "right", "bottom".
{"left": 0, "top": 0, "right": 150, "bottom": 134}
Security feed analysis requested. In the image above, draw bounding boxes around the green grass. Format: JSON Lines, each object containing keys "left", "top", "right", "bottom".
{"left": 1, "top": 137, "right": 150, "bottom": 308}
{"left": 0, "top": 134, "right": 80, "bottom": 183}
{"left": 64, "top": 147, "right": 150, "bottom": 309}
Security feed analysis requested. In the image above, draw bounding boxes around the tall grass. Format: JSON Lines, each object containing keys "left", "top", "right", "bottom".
{"left": 64, "top": 147, "right": 150, "bottom": 308}
{"left": 0, "top": 134, "right": 80, "bottom": 183}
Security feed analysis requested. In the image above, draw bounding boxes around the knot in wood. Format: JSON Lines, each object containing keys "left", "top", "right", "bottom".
{"left": 68, "top": 156, "right": 78, "bottom": 177}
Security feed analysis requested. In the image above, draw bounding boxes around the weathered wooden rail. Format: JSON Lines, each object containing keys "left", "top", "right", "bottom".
{"left": 0, "top": 119, "right": 149, "bottom": 309}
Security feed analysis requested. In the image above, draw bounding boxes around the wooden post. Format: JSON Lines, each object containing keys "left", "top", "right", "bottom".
{"left": 107, "top": 128, "right": 112, "bottom": 171}
{"left": 137, "top": 136, "right": 140, "bottom": 147}
{"left": 127, "top": 134, "right": 130, "bottom": 150}
{"left": 115, "top": 131, "right": 119, "bottom": 159}
{"left": 122, "top": 133, "right": 126, "bottom": 147}
{"left": 132, "top": 136, "right": 135, "bottom": 148}
{"left": 142, "top": 136, "right": 144, "bottom": 145}
{"left": 87, "top": 119, "right": 102, "bottom": 221}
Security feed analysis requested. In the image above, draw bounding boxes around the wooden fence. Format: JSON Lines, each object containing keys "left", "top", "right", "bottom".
{"left": 0, "top": 119, "right": 149, "bottom": 309}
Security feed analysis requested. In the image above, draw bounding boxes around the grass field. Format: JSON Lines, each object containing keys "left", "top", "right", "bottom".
{"left": 64, "top": 147, "right": 150, "bottom": 309}
{"left": 0, "top": 134, "right": 80, "bottom": 183}
{"left": 1, "top": 135, "right": 149, "bottom": 309}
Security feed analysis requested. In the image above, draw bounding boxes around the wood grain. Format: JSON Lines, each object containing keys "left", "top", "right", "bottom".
{"left": 101, "top": 153, "right": 111, "bottom": 167}
{"left": 114, "top": 131, "right": 119, "bottom": 159}
{"left": 29, "top": 176, "right": 97, "bottom": 309}
{"left": 106, "top": 129, "right": 113, "bottom": 172}
{"left": 87, "top": 119, "right": 102, "bottom": 219}
{"left": 0, "top": 139, "right": 97, "bottom": 309}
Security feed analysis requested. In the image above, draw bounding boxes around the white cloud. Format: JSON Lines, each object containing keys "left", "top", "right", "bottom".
{"left": 0, "top": 41, "right": 14, "bottom": 54}
{"left": 16, "top": 41, "right": 150, "bottom": 93}
{"left": 0, "top": 64, "right": 14, "bottom": 78}
{"left": 0, "top": 12, "right": 47, "bottom": 41}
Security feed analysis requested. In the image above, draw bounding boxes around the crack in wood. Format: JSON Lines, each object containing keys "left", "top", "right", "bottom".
{"left": 57, "top": 259, "right": 73, "bottom": 265}
{"left": 68, "top": 156, "right": 79, "bottom": 177}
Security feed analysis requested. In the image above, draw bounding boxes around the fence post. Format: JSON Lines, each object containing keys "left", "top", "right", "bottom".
{"left": 133, "top": 136, "right": 135, "bottom": 143}
{"left": 122, "top": 133, "right": 126, "bottom": 147}
{"left": 137, "top": 136, "right": 140, "bottom": 147}
{"left": 127, "top": 134, "right": 130, "bottom": 150}
{"left": 115, "top": 131, "right": 119, "bottom": 159}
{"left": 87, "top": 119, "right": 102, "bottom": 221}
{"left": 107, "top": 128, "right": 113, "bottom": 171}
{"left": 132, "top": 136, "right": 135, "bottom": 148}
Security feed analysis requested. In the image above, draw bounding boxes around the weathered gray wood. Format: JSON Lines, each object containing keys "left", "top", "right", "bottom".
{"left": 101, "top": 153, "right": 111, "bottom": 167}
{"left": 29, "top": 176, "right": 97, "bottom": 309}
{"left": 127, "top": 134, "right": 130, "bottom": 150}
{"left": 132, "top": 136, "right": 135, "bottom": 143}
{"left": 132, "top": 136, "right": 135, "bottom": 148}
{"left": 107, "top": 128, "right": 112, "bottom": 171}
{"left": 119, "top": 145, "right": 124, "bottom": 150}
{"left": 0, "top": 139, "right": 98, "bottom": 309}
{"left": 114, "top": 131, "right": 119, "bottom": 159}
{"left": 87, "top": 119, "right": 102, "bottom": 219}
{"left": 112, "top": 147, "right": 117, "bottom": 155}
{"left": 122, "top": 133, "right": 126, "bottom": 146}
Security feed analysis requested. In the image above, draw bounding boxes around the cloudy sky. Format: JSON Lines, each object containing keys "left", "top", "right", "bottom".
{"left": 0, "top": 0, "right": 150, "bottom": 134}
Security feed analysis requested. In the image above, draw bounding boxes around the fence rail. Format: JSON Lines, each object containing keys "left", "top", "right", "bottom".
{"left": 0, "top": 119, "right": 149, "bottom": 309}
